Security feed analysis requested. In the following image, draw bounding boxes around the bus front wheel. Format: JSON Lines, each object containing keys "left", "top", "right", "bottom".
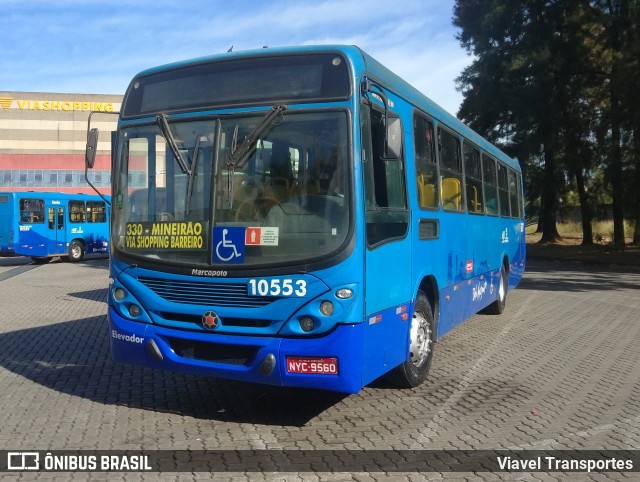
{"left": 386, "top": 291, "right": 435, "bottom": 388}
{"left": 68, "top": 240, "right": 85, "bottom": 262}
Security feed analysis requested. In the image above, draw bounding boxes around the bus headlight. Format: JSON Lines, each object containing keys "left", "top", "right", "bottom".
{"left": 114, "top": 287, "right": 126, "bottom": 301}
{"left": 320, "top": 301, "right": 334, "bottom": 316}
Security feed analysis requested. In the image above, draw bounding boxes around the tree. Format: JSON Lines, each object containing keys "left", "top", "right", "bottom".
{"left": 454, "top": 0, "right": 640, "bottom": 246}
{"left": 588, "top": 0, "right": 640, "bottom": 247}
{"left": 454, "top": 1, "right": 592, "bottom": 243}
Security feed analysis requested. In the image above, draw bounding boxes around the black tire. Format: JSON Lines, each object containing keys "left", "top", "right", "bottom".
{"left": 482, "top": 264, "right": 507, "bottom": 315}
{"left": 31, "top": 256, "right": 52, "bottom": 264}
{"left": 385, "top": 291, "right": 435, "bottom": 388}
{"left": 68, "top": 240, "right": 85, "bottom": 262}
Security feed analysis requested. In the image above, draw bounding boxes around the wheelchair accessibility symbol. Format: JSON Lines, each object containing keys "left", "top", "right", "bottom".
{"left": 213, "top": 227, "right": 245, "bottom": 263}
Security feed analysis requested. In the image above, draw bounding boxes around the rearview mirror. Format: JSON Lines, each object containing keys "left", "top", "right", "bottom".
{"left": 384, "top": 117, "right": 402, "bottom": 160}
{"left": 86, "top": 128, "right": 99, "bottom": 169}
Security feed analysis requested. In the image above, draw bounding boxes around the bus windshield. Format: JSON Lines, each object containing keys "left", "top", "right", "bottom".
{"left": 113, "top": 110, "right": 351, "bottom": 268}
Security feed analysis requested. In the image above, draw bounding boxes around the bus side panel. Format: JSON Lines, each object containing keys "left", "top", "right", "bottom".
{"left": 364, "top": 239, "right": 413, "bottom": 384}
{"left": 0, "top": 196, "right": 16, "bottom": 254}
{"left": 15, "top": 225, "right": 51, "bottom": 257}
{"left": 463, "top": 215, "right": 502, "bottom": 319}
{"left": 361, "top": 301, "right": 413, "bottom": 387}
{"left": 510, "top": 220, "right": 526, "bottom": 288}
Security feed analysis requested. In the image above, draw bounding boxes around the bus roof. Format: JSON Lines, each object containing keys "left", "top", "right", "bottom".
{"left": 128, "top": 45, "right": 518, "bottom": 170}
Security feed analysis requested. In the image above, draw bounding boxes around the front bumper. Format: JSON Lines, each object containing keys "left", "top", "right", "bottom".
{"left": 108, "top": 306, "right": 365, "bottom": 393}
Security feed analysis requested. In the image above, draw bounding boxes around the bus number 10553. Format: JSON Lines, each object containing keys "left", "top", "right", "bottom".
{"left": 248, "top": 278, "right": 307, "bottom": 297}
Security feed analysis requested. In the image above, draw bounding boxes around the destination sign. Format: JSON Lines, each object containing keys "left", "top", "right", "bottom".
{"left": 125, "top": 221, "right": 206, "bottom": 250}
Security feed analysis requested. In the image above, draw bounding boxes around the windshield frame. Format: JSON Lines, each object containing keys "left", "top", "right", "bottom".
{"left": 112, "top": 107, "right": 355, "bottom": 276}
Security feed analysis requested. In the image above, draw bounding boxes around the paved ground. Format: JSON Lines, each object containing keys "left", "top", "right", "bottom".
{"left": 0, "top": 256, "right": 638, "bottom": 481}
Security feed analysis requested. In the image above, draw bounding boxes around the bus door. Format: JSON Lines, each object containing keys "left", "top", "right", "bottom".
{"left": 47, "top": 206, "right": 66, "bottom": 255}
{"left": 361, "top": 104, "right": 412, "bottom": 382}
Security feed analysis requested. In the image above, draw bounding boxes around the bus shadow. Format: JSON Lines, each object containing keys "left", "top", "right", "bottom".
{"left": 0, "top": 256, "right": 33, "bottom": 267}
{"left": 68, "top": 288, "right": 108, "bottom": 302}
{"left": 0, "top": 255, "right": 108, "bottom": 268}
{"left": 0, "top": 315, "right": 345, "bottom": 426}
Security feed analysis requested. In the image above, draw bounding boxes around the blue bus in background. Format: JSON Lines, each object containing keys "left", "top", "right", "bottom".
{"left": 0, "top": 191, "right": 110, "bottom": 263}
{"left": 85, "top": 45, "right": 525, "bottom": 393}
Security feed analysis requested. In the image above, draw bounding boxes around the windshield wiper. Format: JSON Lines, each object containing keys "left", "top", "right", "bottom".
{"left": 228, "top": 104, "right": 286, "bottom": 167}
{"left": 157, "top": 113, "right": 190, "bottom": 175}
{"left": 224, "top": 105, "right": 286, "bottom": 209}
{"left": 185, "top": 134, "right": 202, "bottom": 216}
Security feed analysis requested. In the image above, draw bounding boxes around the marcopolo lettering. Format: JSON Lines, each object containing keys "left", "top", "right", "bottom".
{"left": 191, "top": 268, "right": 228, "bottom": 277}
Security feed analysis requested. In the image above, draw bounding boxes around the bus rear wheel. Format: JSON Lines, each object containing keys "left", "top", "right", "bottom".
{"left": 68, "top": 240, "right": 85, "bottom": 262}
{"left": 482, "top": 265, "right": 507, "bottom": 315}
{"left": 385, "top": 291, "right": 434, "bottom": 388}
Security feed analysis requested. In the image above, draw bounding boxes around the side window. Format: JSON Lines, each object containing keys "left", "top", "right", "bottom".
{"left": 362, "top": 105, "right": 409, "bottom": 246}
{"left": 69, "top": 201, "right": 86, "bottom": 223}
{"left": 508, "top": 169, "right": 520, "bottom": 218}
{"left": 482, "top": 155, "right": 499, "bottom": 215}
{"left": 438, "top": 127, "right": 464, "bottom": 212}
{"left": 413, "top": 114, "right": 438, "bottom": 209}
{"left": 497, "top": 163, "right": 510, "bottom": 217}
{"left": 87, "top": 201, "right": 107, "bottom": 223}
{"left": 463, "top": 142, "right": 483, "bottom": 214}
{"left": 19, "top": 198, "right": 45, "bottom": 223}
{"left": 517, "top": 172, "right": 524, "bottom": 219}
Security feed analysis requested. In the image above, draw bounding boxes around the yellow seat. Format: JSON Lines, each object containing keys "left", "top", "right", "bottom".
{"left": 442, "top": 177, "right": 461, "bottom": 210}
{"left": 417, "top": 174, "right": 436, "bottom": 208}
{"left": 469, "top": 185, "right": 481, "bottom": 213}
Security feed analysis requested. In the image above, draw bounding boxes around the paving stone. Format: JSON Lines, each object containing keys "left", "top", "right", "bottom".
{"left": 0, "top": 259, "right": 638, "bottom": 481}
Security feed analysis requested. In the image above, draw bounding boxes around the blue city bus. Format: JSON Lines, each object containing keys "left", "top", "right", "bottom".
{"left": 0, "top": 191, "right": 110, "bottom": 263}
{"left": 86, "top": 45, "right": 525, "bottom": 393}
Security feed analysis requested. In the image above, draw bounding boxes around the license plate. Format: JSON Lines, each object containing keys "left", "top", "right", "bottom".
{"left": 286, "top": 357, "right": 338, "bottom": 375}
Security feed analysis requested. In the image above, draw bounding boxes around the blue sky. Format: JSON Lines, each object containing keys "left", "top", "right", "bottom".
{"left": 1, "top": 0, "right": 469, "bottom": 114}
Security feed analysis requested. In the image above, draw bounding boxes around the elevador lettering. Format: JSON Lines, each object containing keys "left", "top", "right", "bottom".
{"left": 111, "top": 330, "right": 143, "bottom": 344}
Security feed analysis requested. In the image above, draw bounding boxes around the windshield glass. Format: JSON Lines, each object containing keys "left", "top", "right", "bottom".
{"left": 113, "top": 111, "right": 350, "bottom": 268}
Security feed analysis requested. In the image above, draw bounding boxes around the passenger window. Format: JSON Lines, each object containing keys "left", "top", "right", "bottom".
{"left": 483, "top": 155, "right": 499, "bottom": 215}
{"left": 87, "top": 201, "right": 107, "bottom": 223}
{"left": 362, "top": 106, "right": 408, "bottom": 246}
{"left": 508, "top": 169, "right": 520, "bottom": 218}
{"left": 19, "top": 198, "right": 45, "bottom": 223}
{"left": 497, "top": 163, "right": 510, "bottom": 217}
{"left": 438, "top": 128, "right": 464, "bottom": 212}
{"left": 464, "top": 143, "right": 483, "bottom": 214}
{"left": 69, "top": 201, "right": 86, "bottom": 222}
{"left": 413, "top": 115, "right": 438, "bottom": 209}
{"left": 517, "top": 172, "right": 524, "bottom": 219}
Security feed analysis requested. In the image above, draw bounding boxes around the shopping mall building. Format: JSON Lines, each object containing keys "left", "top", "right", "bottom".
{"left": 0, "top": 91, "right": 122, "bottom": 195}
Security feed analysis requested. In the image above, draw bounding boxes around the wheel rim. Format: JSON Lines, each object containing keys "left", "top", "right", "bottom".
{"left": 409, "top": 310, "right": 432, "bottom": 368}
{"left": 71, "top": 245, "right": 81, "bottom": 258}
{"left": 498, "top": 270, "right": 506, "bottom": 301}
